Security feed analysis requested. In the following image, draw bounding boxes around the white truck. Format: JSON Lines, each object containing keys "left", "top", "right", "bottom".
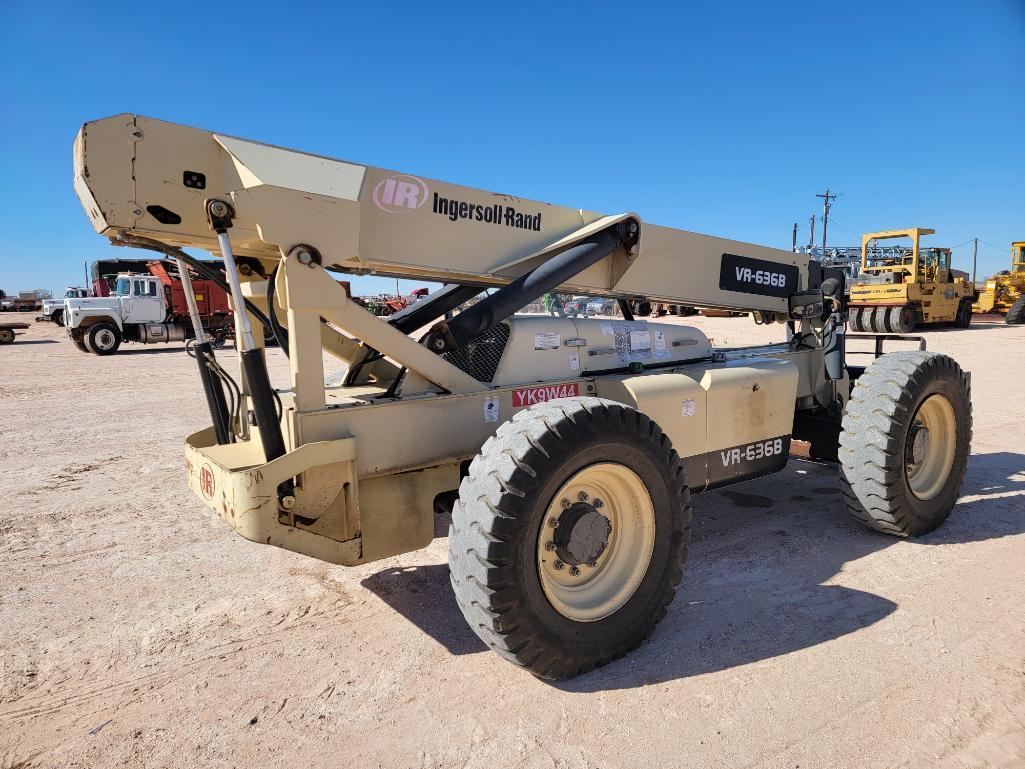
{"left": 38, "top": 287, "right": 90, "bottom": 326}
{"left": 65, "top": 268, "right": 232, "bottom": 355}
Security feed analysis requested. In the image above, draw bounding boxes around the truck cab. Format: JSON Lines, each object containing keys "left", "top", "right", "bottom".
{"left": 40, "top": 287, "right": 90, "bottom": 325}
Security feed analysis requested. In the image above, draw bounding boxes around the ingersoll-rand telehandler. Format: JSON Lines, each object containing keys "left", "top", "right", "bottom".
{"left": 73, "top": 115, "right": 973, "bottom": 679}
{"left": 848, "top": 228, "right": 976, "bottom": 333}
{"left": 973, "top": 241, "right": 1025, "bottom": 324}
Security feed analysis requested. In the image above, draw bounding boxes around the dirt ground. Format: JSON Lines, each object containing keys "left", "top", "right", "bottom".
{"left": 2, "top": 310, "right": 1024, "bottom": 769}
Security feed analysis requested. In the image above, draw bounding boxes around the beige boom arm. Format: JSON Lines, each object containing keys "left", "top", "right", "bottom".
{"left": 74, "top": 114, "right": 808, "bottom": 315}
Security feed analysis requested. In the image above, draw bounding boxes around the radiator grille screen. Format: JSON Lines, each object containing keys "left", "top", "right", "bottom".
{"left": 441, "top": 323, "right": 510, "bottom": 383}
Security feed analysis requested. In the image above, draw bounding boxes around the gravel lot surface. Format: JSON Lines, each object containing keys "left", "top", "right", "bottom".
{"left": 1, "top": 311, "right": 1023, "bottom": 768}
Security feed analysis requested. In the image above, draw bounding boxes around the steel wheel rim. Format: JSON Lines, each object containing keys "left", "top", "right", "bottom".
{"left": 537, "top": 462, "right": 655, "bottom": 622}
{"left": 95, "top": 329, "right": 115, "bottom": 350}
{"left": 905, "top": 394, "right": 957, "bottom": 500}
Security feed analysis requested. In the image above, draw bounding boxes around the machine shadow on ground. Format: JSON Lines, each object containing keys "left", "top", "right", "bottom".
{"left": 361, "top": 451, "right": 1025, "bottom": 691}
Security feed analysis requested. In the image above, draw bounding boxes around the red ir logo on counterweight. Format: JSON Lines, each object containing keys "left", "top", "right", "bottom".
{"left": 200, "top": 463, "right": 216, "bottom": 500}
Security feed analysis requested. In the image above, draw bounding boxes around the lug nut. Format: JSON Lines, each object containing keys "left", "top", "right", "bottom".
{"left": 548, "top": 517, "right": 559, "bottom": 528}
{"left": 577, "top": 491, "right": 589, "bottom": 502}
{"left": 544, "top": 541, "right": 556, "bottom": 551}
{"left": 593, "top": 498, "right": 604, "bottom": 509}
{"left": 587, "top": 560, "right": 598, "bottom": 568}
{"left": 569, "top": 566, "right": 581, "bottom": 577}
{"left": 554, "top": 560, "right": 565, "bottom": 570}
{"left": 560, "top": 498, "right": 571, "bottom": 510}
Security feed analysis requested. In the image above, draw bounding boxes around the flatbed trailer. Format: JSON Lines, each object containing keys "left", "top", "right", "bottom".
{"left": 0, "top": 322, "right": 30, "bottom": 345}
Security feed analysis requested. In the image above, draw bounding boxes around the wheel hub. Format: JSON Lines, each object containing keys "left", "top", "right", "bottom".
{"left": 553, "top": 502, "right": 612, "bottom": 566}
{"left": 909, "top": 423, "right": 931, "bottom": 464}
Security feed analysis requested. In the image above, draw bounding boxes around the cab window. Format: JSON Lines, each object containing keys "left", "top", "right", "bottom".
{"left": 115, "top": 277, "right": 131, "bottom": 296}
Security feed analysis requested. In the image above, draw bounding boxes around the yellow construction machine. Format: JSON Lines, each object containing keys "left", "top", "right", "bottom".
{"left": 847, "top": 228, "right": 976, "bottom": 333}
{"left": 972, "top": 241, "right": 1025, "bottom": 324}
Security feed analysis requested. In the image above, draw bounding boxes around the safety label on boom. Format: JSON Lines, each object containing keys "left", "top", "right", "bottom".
{"left": 719, "top": 253, "right": 799, "bottom": 298}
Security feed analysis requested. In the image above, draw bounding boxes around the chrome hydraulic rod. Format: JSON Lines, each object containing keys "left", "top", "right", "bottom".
{"left": 214, "top": 231, "right": 257, "bottom": 351}
{"left": 205, "top": 200, "right": 290, "bottom": 496}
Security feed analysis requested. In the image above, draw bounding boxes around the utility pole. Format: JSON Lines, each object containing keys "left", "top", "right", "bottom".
{"left": 816, "top": 188, "right": 837, "bottom": 255}
{"left": 792, "top": 222, "right": 798, "bottom": 252}
{"left": 808, "top": 214, "right": 816, "bottom": 251}
{"left": 972, "top": 238, "right": 978, "bottom": 284}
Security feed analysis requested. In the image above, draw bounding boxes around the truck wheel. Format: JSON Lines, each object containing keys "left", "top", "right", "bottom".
{"left": 72, "top": 337, "right": 90, "bottom": 353}
{"left": 1005, "top": 295, "right": 1025, "bottom": 325}
{"left": 449, "top": 397, "right": 690, "bottom": 679}
{"left": 0, "top": 328, "right": 14, "bottom": 344}
{"left": 636, "top": 301, "right": 652, "bottom": 317}
{"left": 51, "top": 309, "right": 65, "bottom": 326}
{"left": 839, "top": 351, "right": 971, "bottom": 536}
{"left": 87, "top": 323, "right": 122, "bottom": 355}
{"left": 888, "top": 305, "right": 915, "bottom": 334}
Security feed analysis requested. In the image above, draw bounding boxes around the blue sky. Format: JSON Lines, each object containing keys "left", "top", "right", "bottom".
{"left": 1, "top": 0, "right": 1023, "bottom": 296}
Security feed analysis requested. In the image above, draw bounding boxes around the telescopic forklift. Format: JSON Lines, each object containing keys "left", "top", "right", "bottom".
{"left": 73, "top": 115, "right": 972, "bottom": 679}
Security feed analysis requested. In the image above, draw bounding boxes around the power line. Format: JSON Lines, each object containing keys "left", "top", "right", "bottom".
{"left": 978, "top": 238, "right": 1009, "bottom": 253}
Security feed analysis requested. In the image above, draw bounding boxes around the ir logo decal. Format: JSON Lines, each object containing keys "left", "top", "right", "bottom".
{"left": 200, "top": 463, "right": 216, "bottom": 500}
{"left": 372, "top": 175, "right": 429, "bottom": 213}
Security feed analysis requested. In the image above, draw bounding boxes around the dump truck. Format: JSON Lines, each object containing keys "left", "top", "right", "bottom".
{"left": 73, "top": 115, "right": 972, "bottom": 679}
{"left": 972, "top": 241, "right": 1025, "bottom": 324}
{"left": 847, "top": 228, "right": 975, "bottom": 333}
{"left": 65, "top": 259, "right": 233, "bottom": 354}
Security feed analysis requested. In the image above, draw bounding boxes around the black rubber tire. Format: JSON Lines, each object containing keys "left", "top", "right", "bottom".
{"left": 888, "top": 305, "right": 915, "bottom": 334}
{"left": 870, "top": 306, "right": 888, "bottom": 333}
{"left": 848, "top": 307, "right": 865, "bottom": 332}
{"left": 87, "top": 323, "right": 122, "bottom": 356}
{"left": 71, "top": 335, "right": 90, "bottom": 353}
{"left": 0, "top": 328, "right": 15, "bottom": 344}
{"left": 51, "top": 309, "right": 64, "bottom": 327}
{"left": 839, "top": 351, "right": 972, "bottom": 537}
{"left": 636, "top": 301, "right": 652, "bottom": 317}
{"left": 1005, "top": 295, "right": 1025, "bottom": 325}
{"left": 955, "top": 299, "right": 972, "bottom": 328}
{"left": 448, "top": 396, "right": 690, "bottom": 679}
